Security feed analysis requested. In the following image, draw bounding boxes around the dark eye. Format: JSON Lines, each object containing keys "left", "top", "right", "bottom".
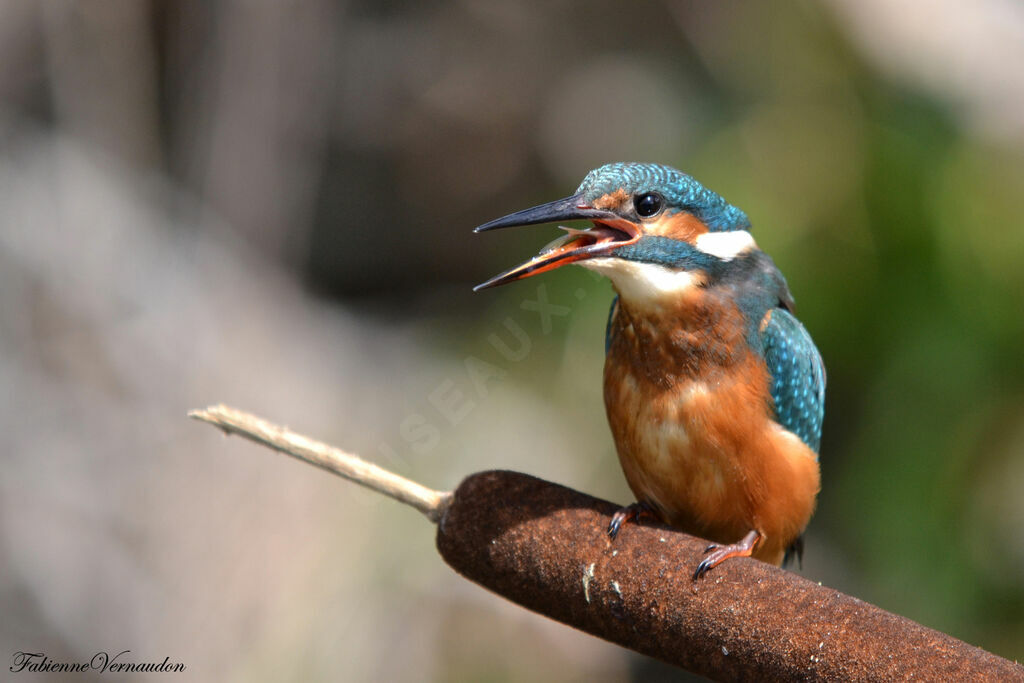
{"left": 634, "top": 192, "right": 663, "bottom": 218}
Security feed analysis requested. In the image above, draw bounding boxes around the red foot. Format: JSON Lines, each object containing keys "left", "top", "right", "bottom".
{"left": 607, "top": 501, "right": 658, "bottom": 540}
{"left": 692, "top": 529, "right": 762, "bottom": 581}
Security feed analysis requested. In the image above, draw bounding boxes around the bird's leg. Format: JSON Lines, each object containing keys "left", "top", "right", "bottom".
{"left": 607, "top": 501, "right": 659, "bottom": 540}
{"left": 692, "top": 529, "right": 763, "bottom": 581}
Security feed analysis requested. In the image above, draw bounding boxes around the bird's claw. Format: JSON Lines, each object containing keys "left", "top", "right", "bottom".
{"left": 607, "top": 501, "right": 657, "bottom": 540}
{"left": 607, "top": 513, "right": 626, "bottom": 539}
{"left": 691, "top": 530, "right": 763, "bottom": 581}
{"left": 692, "top": 556, "right": 717, "bottom": 581}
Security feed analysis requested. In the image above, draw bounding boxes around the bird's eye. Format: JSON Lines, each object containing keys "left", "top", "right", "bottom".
{"left": 634, "top": 192, "right": 663, "bottom": 218}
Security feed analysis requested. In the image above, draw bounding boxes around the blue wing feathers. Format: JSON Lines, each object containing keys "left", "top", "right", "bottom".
{"left": 761, "top": 309, "right": 825, "bottom": 455}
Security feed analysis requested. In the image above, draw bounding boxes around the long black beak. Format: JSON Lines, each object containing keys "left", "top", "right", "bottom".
{"left": 472, "top": 194, "right": 641, "bottom": 291}
{"left": 473, "top": 194, "right": 618, "bottom": 232}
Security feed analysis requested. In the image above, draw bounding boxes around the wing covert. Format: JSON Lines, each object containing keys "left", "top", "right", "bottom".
{"left": 761, "top": 308, "right": 825, "bottom": 454}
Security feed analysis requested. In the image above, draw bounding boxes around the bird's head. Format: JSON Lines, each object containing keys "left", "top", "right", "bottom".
{"left": 474, "top": 162, "right": 758, "bottom": 303}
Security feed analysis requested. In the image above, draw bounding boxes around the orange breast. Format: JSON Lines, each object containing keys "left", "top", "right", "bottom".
{"left": 604, "top": 297, "right": 820, "bottom": 565}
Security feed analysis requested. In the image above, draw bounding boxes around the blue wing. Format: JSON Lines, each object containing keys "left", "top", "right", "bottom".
{"left": 760, "top": 308, "right": 826, "bottom": 455}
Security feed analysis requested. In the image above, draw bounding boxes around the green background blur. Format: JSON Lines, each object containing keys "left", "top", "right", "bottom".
{"left": 1, "top": 1, "right": 1022, "bottom": 680}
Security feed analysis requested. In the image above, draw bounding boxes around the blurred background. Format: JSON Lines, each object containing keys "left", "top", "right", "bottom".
{"left": 2, "top": 0, "right": 1023, "bottom": 680}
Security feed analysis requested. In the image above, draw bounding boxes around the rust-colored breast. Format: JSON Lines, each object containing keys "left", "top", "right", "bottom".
{"left": 603, "top": 294, "right": 820, "bottom": 565}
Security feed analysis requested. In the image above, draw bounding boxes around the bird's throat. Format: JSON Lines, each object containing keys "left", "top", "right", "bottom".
{"left": 581, "top": 258, "right": 706, "bottom": 308}
{"left": 606, "top": 286, "right": 748, "bottom": 389}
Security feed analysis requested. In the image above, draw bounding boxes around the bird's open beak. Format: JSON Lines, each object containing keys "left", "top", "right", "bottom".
{"left": 473, "top": 194, "right": 641, "bottom": 290}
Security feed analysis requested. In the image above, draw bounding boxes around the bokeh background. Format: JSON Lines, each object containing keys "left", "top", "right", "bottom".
{"left": 2, "top": 0, "right": 1023, "bottom": 680}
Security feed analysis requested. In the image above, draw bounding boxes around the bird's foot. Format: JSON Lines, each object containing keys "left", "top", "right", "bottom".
{"left": 692, "top": 529, "right": 762, "bottom": 581}
{"left": 607, "top": 501, "right": 658, "bottom": 540}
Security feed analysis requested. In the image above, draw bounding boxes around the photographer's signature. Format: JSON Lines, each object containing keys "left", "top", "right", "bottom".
{"left": 11, "top": 651, "right": 186, "bottom": 674}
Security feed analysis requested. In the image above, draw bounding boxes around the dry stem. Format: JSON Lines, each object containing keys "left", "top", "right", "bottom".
{"left": 188, "top": 404, "right": 451, "bottom": 522}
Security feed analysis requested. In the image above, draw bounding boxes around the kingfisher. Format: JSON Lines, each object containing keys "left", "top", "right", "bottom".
{"left": 473, "top": 162, "right": 824, "bottom": 579}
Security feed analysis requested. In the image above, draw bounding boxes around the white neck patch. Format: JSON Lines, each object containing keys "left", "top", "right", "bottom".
{"left": 580, "top": 258, "right": 703, "bottom": 303}
{"left": 694, "top": 230, "right": 756, "bottom": 260}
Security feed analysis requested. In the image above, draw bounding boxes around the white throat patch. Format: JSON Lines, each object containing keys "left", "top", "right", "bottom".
{"left": 580, "top": 258, "right": 703, "bottom": 303}
{"left": 579, "top": 230, "right": 756, "bottom": 305}
{"left": 694, "top": 230, "right": 756, "bottom": 260}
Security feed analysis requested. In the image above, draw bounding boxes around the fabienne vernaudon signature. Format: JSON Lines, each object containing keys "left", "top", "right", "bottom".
{"left": 10, "top": 651, "right": 186, "bottom": 674}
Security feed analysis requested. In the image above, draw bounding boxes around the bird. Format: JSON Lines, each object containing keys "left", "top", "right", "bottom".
{"left": 473, "top": 162, "right": 824, "bottom": 580}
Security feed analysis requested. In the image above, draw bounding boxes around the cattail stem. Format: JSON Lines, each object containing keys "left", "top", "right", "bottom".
{"left": 191, "top": 404, "right": 1024, "bottom": 681}
{"left": 188, "top": 404, "right": 451, "bottom": 522}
